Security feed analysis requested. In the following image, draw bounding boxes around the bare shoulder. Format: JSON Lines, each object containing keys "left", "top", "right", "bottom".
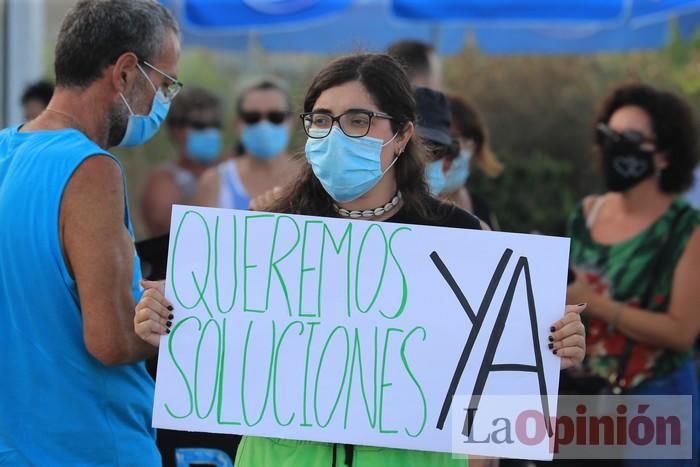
{"left": 65, "top": 155, "right": 123, "bottom": 203}
{"left": 199, "top": 165, "right": 221, "bottom": 187}
{"left": 582, "top": 194, "right": 599, "bottom": 217}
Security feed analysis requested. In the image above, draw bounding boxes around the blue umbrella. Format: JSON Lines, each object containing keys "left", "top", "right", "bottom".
{"left": 161, "top": 0, "right": 700, "bottom": 55}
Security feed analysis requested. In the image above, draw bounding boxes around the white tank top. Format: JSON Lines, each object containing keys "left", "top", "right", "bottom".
{"left": 216, "top": 159, "right": 251, "bottom": 209}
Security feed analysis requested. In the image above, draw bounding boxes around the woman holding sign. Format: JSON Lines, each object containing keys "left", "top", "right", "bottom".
{"left": 135, "top": 54, "right": 585, "bottom": 467}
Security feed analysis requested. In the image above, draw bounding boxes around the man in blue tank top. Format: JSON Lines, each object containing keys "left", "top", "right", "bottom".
{"left": 0, "top": 1, "right": 181, "bottom": 464}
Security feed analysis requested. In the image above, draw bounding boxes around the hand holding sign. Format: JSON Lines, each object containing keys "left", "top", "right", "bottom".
{"left": 134, "top": 279, "right": 174, "bottom": 347}
{"left": 550, "top": 304, "right": 586, "bottom": 370}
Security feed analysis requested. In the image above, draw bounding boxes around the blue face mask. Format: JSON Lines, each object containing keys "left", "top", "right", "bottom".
{"left": 425, "top": 160, "right": 447, "bottom": 196}
{"left": 305, "top": 127, "right": 398, "bottom": 203}
{"left": 241, "top": 122, "right": 289, "bottom": 160}
{"left": 118, "top": 65, "right": 170, "bottom": 148}
{"left": 186, "top": 129, "right": 222, "bottom": 164}
{"left": 443, "top": 149, "right": 471, "bottom": 193}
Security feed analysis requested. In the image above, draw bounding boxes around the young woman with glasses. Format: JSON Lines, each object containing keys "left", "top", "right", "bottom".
{"left": 193, "top": 78, "right": 300, "bottom": 210}
{"left": 135, "top": 53, "right": 585, "bottom": 467}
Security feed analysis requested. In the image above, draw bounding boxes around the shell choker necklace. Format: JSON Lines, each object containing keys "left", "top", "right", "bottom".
{"left": 334, "top": 191, "right": 402, "bottom": 219}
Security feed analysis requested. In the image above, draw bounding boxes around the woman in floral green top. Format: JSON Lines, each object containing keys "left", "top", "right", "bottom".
{"left": 567, "top": 84, "right": 700, "bottom": 466}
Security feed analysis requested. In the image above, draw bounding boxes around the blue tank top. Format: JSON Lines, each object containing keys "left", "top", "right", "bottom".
{"left": 0, "top": 126, "right": 160, "bottom": 466}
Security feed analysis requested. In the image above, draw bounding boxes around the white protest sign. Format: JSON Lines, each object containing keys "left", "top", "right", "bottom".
{"left": 153, "top": 205, "right": 570, "bottom": 460}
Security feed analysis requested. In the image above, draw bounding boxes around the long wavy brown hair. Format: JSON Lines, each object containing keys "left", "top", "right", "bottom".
{"left": 269, "top": 53, "right": 432, "bottom": 218}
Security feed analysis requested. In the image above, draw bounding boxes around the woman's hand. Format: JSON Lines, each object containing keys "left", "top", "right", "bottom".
{"left": 550, "top": 304, "right": 586, "bottom": 370}
{"left": 134, "top": 280, "right": 173, "bottom": 348}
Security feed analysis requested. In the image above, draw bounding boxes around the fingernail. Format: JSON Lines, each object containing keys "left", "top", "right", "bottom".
{"left": 166, "top": 321, "right": 172, "bottom": 327}
{"left": 553, "top": 349, "right": 557, "bottom": 355}
{"left": 168, "top": 313, "right": 174, "bottom": 320}
{"left": 166, "top": 328, "right": 171, "bottom": 334}
{"left": 167, "top": 305, "right": 174, "bottom": 311}
{"left": 550, "top": 326, "right": 556, "bottom": 332}
{"left": 577, "top": 303, "right": 587, "bottom": 307}
{"left": 548, "top": 335, "right": 554, "bottom": 342}
{"left": 548, "top": 343, "right": 553, "bottom": 349}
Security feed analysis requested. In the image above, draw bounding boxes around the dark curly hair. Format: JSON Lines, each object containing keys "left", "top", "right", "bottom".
{"left": 594, "top": 83, "right": 698, "bottom": 194}
{"left": 269, "top": 53, "right": 432, "bottom": 218}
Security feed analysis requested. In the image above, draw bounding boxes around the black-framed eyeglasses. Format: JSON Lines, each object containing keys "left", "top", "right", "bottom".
{"left": 596, "top": 123, "right": 656, "bottom": 147}
{"left": 240, "top": 110, "right": 290, "bottom": 125}
{"left": 300, "top": 109, "right": 394, "bottom": 138}
{"left": 139, "top": 60, "right": 183, "bottom": 103}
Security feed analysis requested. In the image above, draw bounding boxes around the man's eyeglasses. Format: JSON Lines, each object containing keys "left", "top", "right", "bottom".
{"left": 239, "top": 110, "right": 290, "bottom": 125}
{"left": 301, "top": 109, "right": 394, "bottom": 139}
{"left": 140, "top": 60, "right": 183, "bottom": 103}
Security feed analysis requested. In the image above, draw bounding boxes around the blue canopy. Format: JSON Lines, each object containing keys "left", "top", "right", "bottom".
{"left": 161, "top": 0, "right": 700, "bottom": 55}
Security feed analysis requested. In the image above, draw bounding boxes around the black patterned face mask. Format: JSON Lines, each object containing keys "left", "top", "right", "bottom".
{"left": 597, "top": 123, "right": 656, "bottom": 192}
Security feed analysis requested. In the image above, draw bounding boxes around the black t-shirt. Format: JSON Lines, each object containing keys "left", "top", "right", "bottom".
{"left": 387, "top": 194, "right": 483, "bottom": 230}
{"left": 470, "top": 191, "right": 495, "bottom": 230}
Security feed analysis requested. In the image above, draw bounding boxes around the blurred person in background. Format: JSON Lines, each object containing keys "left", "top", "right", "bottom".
{"left": 388, "top": 39, "right": 442, "bottom": 89}
{"left": 566, "top": 83, "right": 700, "bottom": 467}
{"left": 415, "top": 87, "right": 473, "bottom": 211}
{"left": 21, "top": 80, "right": 54, "bottom": 121}
{"left": 448, "top": 95, "right": 502, "bottom": 230}
{"left": 141, "top": 86, "right": 222, "bottom": 235}
{"left": 193, "top": 77, "right": 299, "bottom": 209}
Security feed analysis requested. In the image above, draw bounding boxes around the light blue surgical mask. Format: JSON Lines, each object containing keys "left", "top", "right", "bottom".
{"left": 186, "top": 128, "right": 221, "bottom": 164}
{"left": 118, "top": 65, "right": 171, "bottom": 148}
{"left": 305, "top": 126, "right": 398, "bottom": 203}
{"left": 443, "top": 149, "right": 471, "bottom": 193}
{"left": 425, "top": 160, "right": 446, "bottom": 196}
{"left": 241, "top": 122, "right": 289, "bottom": 160}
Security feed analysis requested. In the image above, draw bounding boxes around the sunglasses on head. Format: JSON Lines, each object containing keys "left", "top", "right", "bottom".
{"left": 239, "top": 110, "right": 289, "bottom": 125}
